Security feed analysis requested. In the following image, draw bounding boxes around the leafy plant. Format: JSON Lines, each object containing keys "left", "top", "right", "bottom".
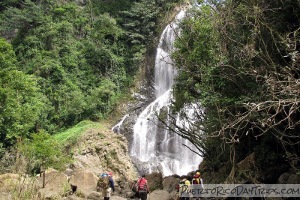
{"left": 18, "top": 131, "right": 69, "bottom": 175}
{"left": 0, "top": 38, "right": 45, "bottom": 148}
{"left": 169, "top": 0, "right": 300, "bottom": 180}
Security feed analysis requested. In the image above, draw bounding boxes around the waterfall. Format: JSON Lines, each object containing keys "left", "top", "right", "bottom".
{"left": 111, "top": 114, "right": 129, "bottom": 134}
{"left": 130, "top": 10, "right": 202, "bottom": 176}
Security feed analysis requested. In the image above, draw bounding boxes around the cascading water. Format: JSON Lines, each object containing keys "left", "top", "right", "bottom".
{"left": 111, "top": 114, "right": 129, "bottom": 134}
{"left": 129, "top": 10, "right": 202, "bottom": 176}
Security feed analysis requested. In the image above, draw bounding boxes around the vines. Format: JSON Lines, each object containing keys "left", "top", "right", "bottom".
{"left": 166, "top": 0, "right": 300, "bottom": 178}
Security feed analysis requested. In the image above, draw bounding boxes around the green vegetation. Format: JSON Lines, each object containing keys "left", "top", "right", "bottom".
{"left": 0, "top": 0, "right": 181, "bottom": 158}
{"left": 0, "top": 38, "right": 45, "bottom": 151}
{"left": 2, "top": 0, "right": 298, "bottom": 186}
{"left": 0, "top": 0, "right": 182, "bottom": 180}
{"left": 18, "top": 131, "right": 68, "bottom": 174}
{"left": 172, "top": 0, "right": 300, "bottom": 183}
{"left": 52, "top": 120, "right": 102, "bottom": 146}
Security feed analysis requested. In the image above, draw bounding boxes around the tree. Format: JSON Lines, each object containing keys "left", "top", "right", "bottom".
{"left": 0, "top": 38, "right": 45, "bottom": 150}
{"left": 169, "top": 0, "right": 299, "bottom": 181}
{"left": 18, "top": 131, "right": 68, "bottom": 187}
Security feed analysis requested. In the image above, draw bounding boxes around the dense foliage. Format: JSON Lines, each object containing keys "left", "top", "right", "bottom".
{"left": 0, "top": 38, "right": 45, "bottom": 151}
{"left": 2, "top": 0, "right": 298, "bottom": 184}
{"left": 18, "top": 131, "right": 68, "bottom": 174}
{"left": 0, "top": 0, "right": 181, "bottom": 157}
{"left": 172, "top": 0, "right": 299, "bottom": 182}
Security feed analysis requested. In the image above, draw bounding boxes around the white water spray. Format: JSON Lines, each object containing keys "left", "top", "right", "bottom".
{"left": 130, "top": 10, "right": 202, "bottom": 176}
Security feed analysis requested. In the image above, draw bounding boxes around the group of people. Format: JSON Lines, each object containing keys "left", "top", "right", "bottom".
{"left": 98, "top": 171, "right": 203, "bottom": 200}
{"left": 178, "top": 171, "right": 204, "bottom": 200}
{"left": 98, "top": 172, "right": 150, "bottom": 200}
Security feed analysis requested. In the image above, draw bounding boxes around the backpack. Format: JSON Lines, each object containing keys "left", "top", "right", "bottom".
{"left": 192, "top": 178, "right": 200, "bottom": 184}
{"left": 97, "top": 173, "right": 110, "bottom": 189}
{"left": 137, "top": 177, "right": 147, "bottom": 191}
{"left": 179, "top": 179, "right": 189, "bottom": 194}
{"left": 192, "top": 174, "right": 201, "bottom": 184}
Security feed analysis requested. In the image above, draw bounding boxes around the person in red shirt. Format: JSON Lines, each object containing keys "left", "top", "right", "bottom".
{"left": 136, "top": 174, "right": 150, "bottom": 200}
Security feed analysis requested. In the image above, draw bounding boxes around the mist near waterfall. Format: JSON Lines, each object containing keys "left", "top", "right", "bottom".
{"left": 129, "top": 10, "right": 202, "bottom": 176}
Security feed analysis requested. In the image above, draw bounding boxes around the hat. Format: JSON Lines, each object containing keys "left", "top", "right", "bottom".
{"left": 108, "top": 172, "right": 113, "bottom": 176}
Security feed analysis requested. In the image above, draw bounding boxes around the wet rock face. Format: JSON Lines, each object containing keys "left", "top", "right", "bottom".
{"left": 111, "top": 78, "right": 160, "bottom": 177}
{"left": 117, "top": 114, "right": 136, "bottom": 150}
{"left": 112, "top": 78, "right": 156, "bottom": 150}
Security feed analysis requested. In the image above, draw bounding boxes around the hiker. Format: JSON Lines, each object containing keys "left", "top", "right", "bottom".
{"left": 136, "top": 174, "right": 150, "bottom": 200}
{"left": 191, "top": 171, "right": 204, "bottom": 188}
{"left": 191, "top": 171, "right": 204, "bottom": 200}
{"left": 101, "top": 172, "right": 115, "bottom": 200}
{"left": 179, "top": 178, "right": 191, "bottom": 200}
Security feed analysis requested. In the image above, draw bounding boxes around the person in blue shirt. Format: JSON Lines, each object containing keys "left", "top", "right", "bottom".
{"left": 102, "top": 172, "right": 115, "bottom": 200}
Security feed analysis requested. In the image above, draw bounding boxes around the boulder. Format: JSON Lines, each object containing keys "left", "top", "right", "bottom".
{"left": 146, "top": 172, "right": 163, "bottom": 191}
{"left": 110, "top": 195, "right": 128, "bottom": 200}
{"left": 148, "top": 189, "right": 170, "bottom": 200}
{"left": 69, "top": 170, "right": 98, "bottom": 197}
{"left": 87, "top": 191, "right": 101, "bottom": 199}
{"left": 278, "top": 172, "right": 300, "bottom": 184}
{"left": 162, "top": 176, "right": 180, "bottom": 193}
{"left": 37, "top": 170, "right": 71, "bottom": 199}
{"left": 63, "top": 194, "right": 85, "bottom": 200}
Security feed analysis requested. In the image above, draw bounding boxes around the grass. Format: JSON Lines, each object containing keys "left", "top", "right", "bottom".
{"left": 52, "top": 120, "right": 103, "bottom": 146}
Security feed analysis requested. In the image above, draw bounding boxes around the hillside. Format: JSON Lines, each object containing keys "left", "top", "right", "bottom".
{"left": 0, "top": 0, "right": 182, "bottom": 154}
{"left": 0, "top": 0, "right": 299, "bottom": 199}
{"left": 0, "top": 120, "right": 139, "bottom": 199}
